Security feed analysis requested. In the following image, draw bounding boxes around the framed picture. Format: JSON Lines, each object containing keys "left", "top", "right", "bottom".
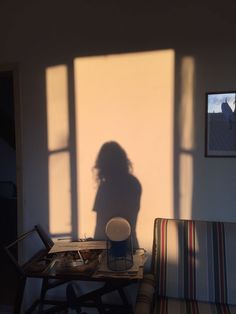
{"left": 205, "top": 91, "right": 236, "bottom": 157}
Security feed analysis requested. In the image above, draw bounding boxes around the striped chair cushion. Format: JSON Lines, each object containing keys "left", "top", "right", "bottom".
{"left": 154, "top": 297, "right": 236, "bottom": 314}
{"left": 153, "top": 218, "right": 236, "bottom": 304}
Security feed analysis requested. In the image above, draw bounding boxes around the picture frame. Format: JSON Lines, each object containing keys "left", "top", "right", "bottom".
{"left": 205, "top": 91, "right": 236, "bottom": 157}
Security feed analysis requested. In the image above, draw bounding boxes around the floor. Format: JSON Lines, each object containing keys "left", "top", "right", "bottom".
{"left": 0, "top": 280, "right": 136, "bottom": 313}
{"left": 0, "top": 307, "right": 98, "bottom": 314}
{"left": 0, "top": 305, "right": 13, "bottom": 314}
{"left": 0, "top": 304, "right": 100, "bottom": 314}
{"left": 0, "top": 303, "right": 130, "bottom": 313}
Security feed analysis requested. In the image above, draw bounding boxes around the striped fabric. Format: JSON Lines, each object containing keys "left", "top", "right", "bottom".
{"left": 213, "top": 222, "right": 227, "bottom": 304}
{"left": 154, "top": 297, "right": 236, "bottom": 314}
{"left": 184, "top": 220, "right": 196, "bottom": 300}
{"left": 152, "top": 218, "right": 236, "bottom": 304}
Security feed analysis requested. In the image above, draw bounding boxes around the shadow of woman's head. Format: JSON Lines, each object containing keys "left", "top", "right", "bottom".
{"left": 94, "top": 141, "right": 132, "bottom": 183}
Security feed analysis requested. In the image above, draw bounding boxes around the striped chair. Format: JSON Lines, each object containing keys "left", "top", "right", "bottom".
{"left": 135, "top": 218, "right": 236, "bottom": 314}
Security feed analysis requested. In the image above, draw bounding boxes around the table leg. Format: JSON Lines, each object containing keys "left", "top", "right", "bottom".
{"left": 118, "top": 286, "right": 129, "bottom": 306}
{"left": 93, "top": 295, "right": 106, "bottom": 314}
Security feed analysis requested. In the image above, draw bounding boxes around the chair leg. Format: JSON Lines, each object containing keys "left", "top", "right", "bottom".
{"left": 37, "top": 277, "right": 49, "bottom": 313}
{"left": 14, "top": 276, "right": 26, "bottom": 314}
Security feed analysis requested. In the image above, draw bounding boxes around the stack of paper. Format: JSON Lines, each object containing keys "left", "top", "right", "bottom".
{"left": 48, "top": 241, "right": 106, "bottom": 254}
{"left": 93, "top": 249, "right": 147, "bottom": 279}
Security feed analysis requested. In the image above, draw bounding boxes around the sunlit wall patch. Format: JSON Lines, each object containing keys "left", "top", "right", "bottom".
{"left": 74, "top": 50, "right": 175, "bottom": 250}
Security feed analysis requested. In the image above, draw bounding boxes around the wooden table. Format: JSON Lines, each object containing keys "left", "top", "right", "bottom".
{"left": 18, "top": 250, "right": 143, "bottom": 314}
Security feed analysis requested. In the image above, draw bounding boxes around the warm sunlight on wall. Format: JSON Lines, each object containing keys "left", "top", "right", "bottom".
{"left": 47, "top": 66, "right": 69, "bottom": 151}
{"left": 46, "top": 65, "right": 72, "bottom": 236}
{"left": 74, "top": 51, "right": 174, "bottom": 250}
{"left": 179, "top": 57, "right": 195, "bottom": 218}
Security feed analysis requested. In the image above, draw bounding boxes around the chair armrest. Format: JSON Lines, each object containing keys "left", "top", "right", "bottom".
{"left": 134, "top": 273, "right": 155, "bottom": 314}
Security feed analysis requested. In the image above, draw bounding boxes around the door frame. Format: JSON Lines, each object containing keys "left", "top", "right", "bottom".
{"left": 0, "top": 63, "right": 23, "bottom": 237}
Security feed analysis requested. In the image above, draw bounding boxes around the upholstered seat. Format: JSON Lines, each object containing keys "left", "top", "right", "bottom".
{"left": 135, "top": 218, "right": 236, "bottom": 314}
{"left": 154, "top": 297, "right": 236, "bottom": 314}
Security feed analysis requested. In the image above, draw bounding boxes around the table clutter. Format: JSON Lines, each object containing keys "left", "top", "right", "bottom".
{"left": 42, "top": 239, "right": 147, "bottom": 279}
{"left": 5, "top": 224, "right": 147, "bottom": 313}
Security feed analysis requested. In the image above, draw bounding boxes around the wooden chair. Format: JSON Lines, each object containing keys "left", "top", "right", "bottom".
{"left": 4, "top": 224, "right": 69, "bottom": 313}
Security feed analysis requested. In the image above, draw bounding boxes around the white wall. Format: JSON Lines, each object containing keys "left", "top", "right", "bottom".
{"left": 1, "top": 0, "right": 236, "bottom": 309}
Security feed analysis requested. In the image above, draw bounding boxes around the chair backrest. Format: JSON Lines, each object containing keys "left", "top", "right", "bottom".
{"left": 152, "top": 218, "right": 236, "bottom": 304}
{"left": 4, "top": 224, "right": 54, "bottom": 276}
{"left": 35, "top": 224, "right": 54, "bottom": 251}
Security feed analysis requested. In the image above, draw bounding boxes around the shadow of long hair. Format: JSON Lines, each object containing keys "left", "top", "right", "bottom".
{"left": 94, "top": 141, "right": 132, "bottom": 183}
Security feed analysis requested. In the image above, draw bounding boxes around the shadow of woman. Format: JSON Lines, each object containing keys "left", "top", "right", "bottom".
{"left": 92, "top": 141, "right": 142, "bottom": 249}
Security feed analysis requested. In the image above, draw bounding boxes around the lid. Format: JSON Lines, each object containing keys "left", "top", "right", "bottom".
{"left": 105, "top": 217, "right": 131, "bottom": 241}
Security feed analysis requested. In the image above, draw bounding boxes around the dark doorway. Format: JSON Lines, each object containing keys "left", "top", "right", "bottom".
{"left": 0, "top": 70, "right": 18, "bottom": 308}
